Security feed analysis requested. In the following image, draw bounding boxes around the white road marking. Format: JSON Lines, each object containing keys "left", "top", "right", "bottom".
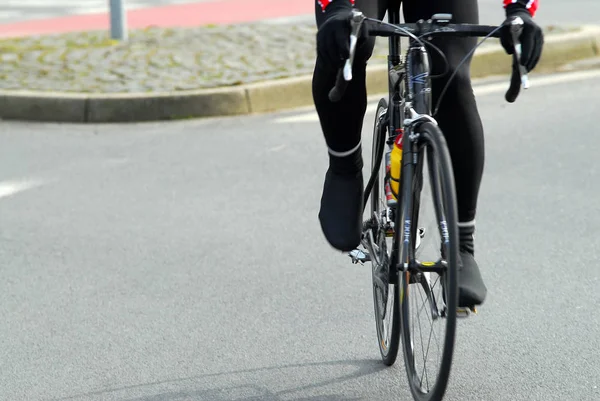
{"left": 267, "top": 144, "right": 287, "bottom": 152}
{"left": 275, "top": 103, "right": 378, "bottom": 124}
{"left": 272, "top": 69, "right": 600, "bottom": 124}
{"left": 0, "top": 180, "right": 42, "bottom": 200}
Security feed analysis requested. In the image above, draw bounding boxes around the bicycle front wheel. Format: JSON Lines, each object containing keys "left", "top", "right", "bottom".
{"left": 399, "top": 122, "right": 459, "bottom": 401}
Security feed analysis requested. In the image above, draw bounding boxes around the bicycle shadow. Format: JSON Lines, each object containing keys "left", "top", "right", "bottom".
{"left": 126, "top": 388, "right": 362, "bottom": 401}
{"left": 53, "top": 358, "right": 391, "bottom": 401}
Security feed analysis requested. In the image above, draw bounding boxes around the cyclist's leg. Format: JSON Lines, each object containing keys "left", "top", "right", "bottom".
{"left": 312, "top": 0, "right": 388, "bottom": 252}
{"left": 402, "top": 0, "right": 487, "bottom": 306}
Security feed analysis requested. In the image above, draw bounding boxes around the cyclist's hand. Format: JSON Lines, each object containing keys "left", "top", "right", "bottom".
{"left": 317, "top": 0, "right": 354, "bottom": 70}
{"left": 501, "top": 6, "right": 544, "bottom": 72}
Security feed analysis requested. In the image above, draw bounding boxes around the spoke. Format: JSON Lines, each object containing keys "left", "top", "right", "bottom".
{"left": 416, "top": 280, "right": 436, "bottom": 390}
{"left": 431, "top": 322, "right": 441, "bottom": 355}
{"left": 415, "top": 284, "right": 430, "bottom": 319}
{"left": 415, "top": 282, "right": 434, "bottom": 391}
{"left": 423, "top": 310, "right": 437, "bottom": 385}
{"left": 409, "top": 281, "right": 417, "bottom": 365}
{"left": 383, "top": 285, "right": 394, "bottom": 344}
{"left": 417, "top": 281, "right": 434, "bottom": 326}
{"left": 427, "top": 275, "right": 443, "bottom": 366}
{"left": 414, "top": 287, "right": 430, "bottom": 391}
{"left": 415, "top": 275, "right": 445, "bottom": 392}
{"left": 376, "top": 287, "right": 385, "bottom": 331}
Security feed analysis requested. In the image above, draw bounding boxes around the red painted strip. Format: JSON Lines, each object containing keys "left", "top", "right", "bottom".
{"left": 0, "top": 0, "right": 313, "bottom": 38}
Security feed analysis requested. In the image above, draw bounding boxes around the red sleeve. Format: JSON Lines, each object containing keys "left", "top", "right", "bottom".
{"left": 319, "top": 0, "right": 355, "bottom": 12}
{"left": 503, "top": 0, "right": 539, "bottom": 17}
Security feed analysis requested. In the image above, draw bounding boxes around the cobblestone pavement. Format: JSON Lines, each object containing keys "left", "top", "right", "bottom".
{"left": 0, "top": 23, "right": 570, "bottom": 93}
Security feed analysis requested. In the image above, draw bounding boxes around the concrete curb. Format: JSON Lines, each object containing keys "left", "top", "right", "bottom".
{"left": 1, "top": 26, "right": 599, "bottom": 123}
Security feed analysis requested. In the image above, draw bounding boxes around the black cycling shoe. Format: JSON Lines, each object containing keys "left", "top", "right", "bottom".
{"left": 318, "top": 167, "right": 364, "bottom": 252}
{"left": 458, "top": 248, "right": 487, "bottom": 307}
{"left": 457, "top": 224, "right": 487, "bottom": 307}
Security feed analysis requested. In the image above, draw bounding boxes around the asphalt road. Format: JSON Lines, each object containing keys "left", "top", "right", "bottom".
{"left": 2, "top": 69, "right": 600, "bottom": 401}
{"left": 1, "top": 0, "right": 599, "bottom": 26}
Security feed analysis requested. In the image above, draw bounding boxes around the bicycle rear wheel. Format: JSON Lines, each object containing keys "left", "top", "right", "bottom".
{"left": 399, "top": 122, "right": 459, "bottom": 401}
{"left": 369, "top": 98, "right": 401, "bottom": 366}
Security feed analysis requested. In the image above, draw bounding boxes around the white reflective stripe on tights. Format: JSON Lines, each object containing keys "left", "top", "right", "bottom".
{"left": 457, "top": 220, "right": 476, "bottom": 228}
{"left": 328, "top": 141, "right": 361, "bottom": 158}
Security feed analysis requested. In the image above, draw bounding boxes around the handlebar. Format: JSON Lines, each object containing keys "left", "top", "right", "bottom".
{"left": 328, "top": 12, "right": 530, "bottom": 104}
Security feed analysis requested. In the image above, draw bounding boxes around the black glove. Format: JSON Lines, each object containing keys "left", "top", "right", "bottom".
{"left": 316, "top": 0, "right": 354, "bottom": 70}
{"left": 501, "top": 5, "right": 544, "bottom": 72}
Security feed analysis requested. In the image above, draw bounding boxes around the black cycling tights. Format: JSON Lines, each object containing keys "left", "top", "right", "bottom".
{"left": 312, "top": 0, "right": 484, "bottom": 223}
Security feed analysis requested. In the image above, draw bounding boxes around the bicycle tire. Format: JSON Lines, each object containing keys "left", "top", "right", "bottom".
{"left": 370, "top": 97, "right": 401, "bottom": 366}
{"left": 399, "top": 121, "right": 459, "bottom": 401}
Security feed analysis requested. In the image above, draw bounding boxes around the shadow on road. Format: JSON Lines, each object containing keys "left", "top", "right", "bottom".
{"left": 53, "top": 358, "right": 390, "bottom": 401}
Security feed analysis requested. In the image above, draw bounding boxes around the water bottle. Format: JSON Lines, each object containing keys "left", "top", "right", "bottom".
{"left": 384, "top": 150, "right": 397, "bottom": 206}
{"left": 388, "top": 130, "right": 403, "bottom": 203}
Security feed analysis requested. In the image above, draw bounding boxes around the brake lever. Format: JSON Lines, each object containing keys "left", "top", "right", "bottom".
{"left": 344, "top": 10, "right": 366, "bottom": 80}
{"left": 509, "top": 16, "right": 529, "bottom": 90}
{"left": 328, "top": 10, "right": 366, "bottom": 102}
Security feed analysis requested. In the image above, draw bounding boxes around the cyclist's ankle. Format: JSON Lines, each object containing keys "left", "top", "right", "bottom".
{"left": 327, "top": 141, "right": 363, "bottom": 174}
{"left": 458, "top": 220, "right": 475, "bottom": 255}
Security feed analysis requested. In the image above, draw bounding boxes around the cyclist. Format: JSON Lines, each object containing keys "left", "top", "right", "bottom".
{"left": 314, "top": 0, "right": 543, "bottom": 308}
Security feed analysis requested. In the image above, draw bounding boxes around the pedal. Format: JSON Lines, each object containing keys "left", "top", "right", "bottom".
{"left": 348, "top": 249, "right": 370, "bottom": 264}
{"left": 456, "top": 306, "right": 477, "bottom": 318}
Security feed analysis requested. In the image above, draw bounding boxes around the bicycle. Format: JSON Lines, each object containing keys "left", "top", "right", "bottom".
{"left": 331, "top": 9, "right": 531, "bottom": 401}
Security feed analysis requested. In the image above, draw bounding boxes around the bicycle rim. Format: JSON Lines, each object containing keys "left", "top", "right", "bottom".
{"left": 370, "top": 98, "right": 401, "bottom": 366}
{"left": 399, "top": 122, "right": 459, "bottom": 401}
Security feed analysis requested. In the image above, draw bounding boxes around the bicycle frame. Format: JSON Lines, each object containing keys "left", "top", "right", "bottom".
{"left": 370, "top": 9, "right": 440, "bottom": 280}
{"left": 345, "top": 11, "right": 529, "bottom": 284}
{"left": 359, "top": 10, "right": 528, "bottom": 268}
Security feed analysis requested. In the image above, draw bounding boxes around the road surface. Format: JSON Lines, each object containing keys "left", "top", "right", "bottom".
{"left": 1, "top": 69, "right": 600, "bottom": 400}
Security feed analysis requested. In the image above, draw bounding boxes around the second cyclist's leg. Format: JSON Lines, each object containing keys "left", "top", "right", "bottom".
{"left": 312, "top": 0, "right": 387, "bottom": 251}
{"left": 403, "top": 0, "right": 487, "bottom": 307}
